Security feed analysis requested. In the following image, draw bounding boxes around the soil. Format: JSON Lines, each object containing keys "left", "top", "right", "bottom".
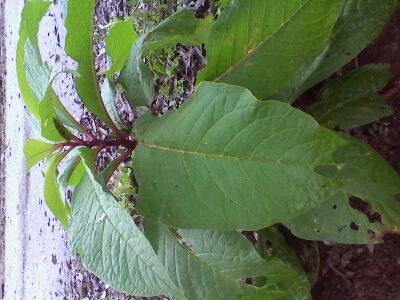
{"left": 311, "top": 8, "right": 400, "bottom": 300}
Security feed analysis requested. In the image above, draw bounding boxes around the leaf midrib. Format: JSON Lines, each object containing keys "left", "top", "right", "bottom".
{"left": 213, "top": 0, "right": 312, "bottom": 82}
{"left": 139, "top": 141, "right": 320, "bottom": 167}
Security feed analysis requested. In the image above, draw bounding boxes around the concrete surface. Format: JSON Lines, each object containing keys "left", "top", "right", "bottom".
{"left": 1, "top": 0, "right": 6, "bottom": 297}
{"left": 2, "top": 1, "right": 76, "bottom": 299}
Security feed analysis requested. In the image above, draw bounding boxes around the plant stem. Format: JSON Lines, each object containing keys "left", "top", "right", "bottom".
{"left": 59, "top": 137, "right": 137, "bottom": 150}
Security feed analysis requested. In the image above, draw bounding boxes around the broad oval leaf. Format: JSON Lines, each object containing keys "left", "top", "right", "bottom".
{"left": 198, "top": 0, "right": 343, "bottom": 100}
{"left": 274, "top": 0, "right": 398, "bottom": 102}
{"left": 134, "top": 82, "right": 344, "bottom": 230}
{"left": 145, "top": 222, "right": 286, "bottom": 300}
{"left": 24, "top": 138, "right": 56, "bottom": 170}
{"left": 69, "top": 167, "right": 183, "bottom": 298}
{"left": 44, "top": 151, "right": 71, "bottom": 228}
{"left": 307, "top": 64, "right": 393, "bottom": 129}
{"left": 284, "top": 136, "right": 400, "bottom": 244}
{"left": 176, "top": 229, "right": 311, "bottom": 300}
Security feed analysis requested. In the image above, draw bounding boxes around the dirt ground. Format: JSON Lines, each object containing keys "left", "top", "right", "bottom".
{"left": 311, "top": 8, "right": 400, "bottom": 300}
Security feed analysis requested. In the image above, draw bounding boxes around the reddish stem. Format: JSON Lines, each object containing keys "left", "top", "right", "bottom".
{"left": 58, "top": 136, "right": 137, "bottom": 150}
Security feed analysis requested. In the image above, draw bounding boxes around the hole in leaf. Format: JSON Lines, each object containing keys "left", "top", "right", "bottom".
{"left": 252, "top": 276, "right": 268, "bottom": 287}
{"left": 394, "top": 193, "right": 400, "bottom": 202}
{"left": 333, "top": 204, "right": 338, "bottom": 210}
{"left": 349, "top": 197, "right": 382, "bottom": 224}
{"left": 367, "top": 229, "right": 376, "bottom": 240}
{"left": 350, "top": 222, "right": 359, "bottom": 231}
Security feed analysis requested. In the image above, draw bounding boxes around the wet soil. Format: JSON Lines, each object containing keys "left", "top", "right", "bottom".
{"left": 312, "top": 8, "right": 400, "bottom": 300}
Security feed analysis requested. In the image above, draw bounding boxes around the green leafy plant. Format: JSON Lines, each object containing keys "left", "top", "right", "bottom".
{"left": 19, "top": 0, "right": 400, "bottom": 299}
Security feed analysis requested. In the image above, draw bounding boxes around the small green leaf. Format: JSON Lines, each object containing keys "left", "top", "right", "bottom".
{"left": 44, "top": 151, "right": 71, "bottom": 228}
{"left": 274, "top": 0, "right": 398, "bottom": 102}
{"left": 24, "top": 138, "right": 56, "bottom": 170}
{"left": 58, "top": 155, "right": 85, "bottom": 197}
{"left": 21, "top": 0, "right": 51, "bottom": 48}
{"left": 69, "top": 167, "right": 183, "bottom": 298}
{"left": 307, "top": 64, "right": 393, "bottom": 129}
{"left": 285, "top": 136, "right": 400, "bottom": 244}
{"left": 68, "top": 161, "right": 85, "bottom": 187}
{"left": 145, "top": 222, "right": 286, "bottom": 300}
{"left": 24, "top": 40, "right": 51, "bottom": 102}
{"left": 119, "top": 9, "right": 212, "bottom": 107}
{"left": 39, "top": 87, "right": 75, "bottom": 142}
{"left": 105, "top": 20, "right": 138, "bottom": 76}
{"left": 118, "top": 38, "right": 155, "bottom": 107}
{"left": 101, "top": 78, "right": 124, "bottom": 128}
{"left": 65, "top": 0, "right": 113, "bottom": 127}
{"left": 17, "top": 0, "right": 51, "bottom": 118}
{"left": 198, "top": 0, "right": 343, "bottom": 100}
{"left": 134, "top": 82, "right": 344, "bottom": 230}
{"left": 140, "top": 9, "right": 213, "bottom": 53}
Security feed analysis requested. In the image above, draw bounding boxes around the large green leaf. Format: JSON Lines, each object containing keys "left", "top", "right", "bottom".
{"left": 17, "top": 0, "right": 51, "bottom": 118}
{"left": 145, "top": 222, "right": 286, "bottom": 300}
{"left": 65, "top": 0, "right": 113, "bottom": 127}
{"left": 119, "top": 9, "right": 212, "bottom": 107}
{"left": 134, "top": 82, "right": 344, "bottom": 230}
{"left": 105, "top": 20, "right": 138, "bottom": 77}
{"left": 69, "top": 167, "right": 183, "bottom": 298}
{"left": 307, "top": 64, "right": 393, "bottom": 129}
{"left": 24, "top": 138, "right": 57, "bottom": 170}
{"left": 44, "top": 151, "right": 71, "bottom": 228}
{"left": 198, "top": 0, "right": 343, "bottom": 100}
{"left": 274, "top": 0, "right": 398, "bottom": 102}
{"left": 176, "top": 229, "right": 311, "bottom": 300}
{"left": 284, "top": 136, "right": 400, "bottom": 244}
